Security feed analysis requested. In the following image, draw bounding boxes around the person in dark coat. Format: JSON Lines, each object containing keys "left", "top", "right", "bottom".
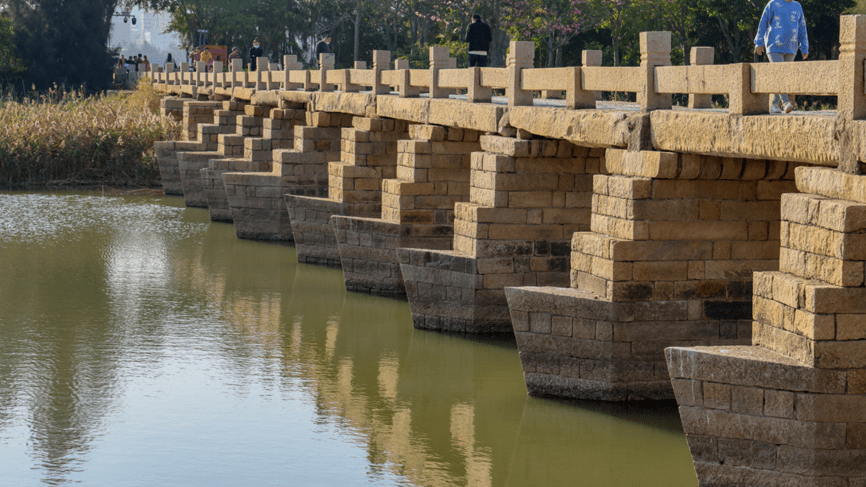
{"left": 314, "top": 36, "right": 332, "bottom": 67}
{"left": 249, "top": 37, "right": 263, "bottom": 71}
{"left": 465, "top": 14, "right": 493, "bottom": 67}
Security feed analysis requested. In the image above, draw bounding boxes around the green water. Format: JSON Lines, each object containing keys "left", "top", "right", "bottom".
{"left": 0, "top": 192, "right": 698, "bottom": 486}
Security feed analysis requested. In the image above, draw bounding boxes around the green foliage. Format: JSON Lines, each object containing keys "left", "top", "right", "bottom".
{"left": 1, "top": 0, "right": 121, "bottom": 90}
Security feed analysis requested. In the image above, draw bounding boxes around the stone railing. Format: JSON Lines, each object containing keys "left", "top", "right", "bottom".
{"left": 151, "top": 16, "right": 866, "bottom": 124}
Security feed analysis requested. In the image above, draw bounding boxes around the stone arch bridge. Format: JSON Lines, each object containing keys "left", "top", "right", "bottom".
{"left": 151, "top": 16, "right": 866, "bottom": 486}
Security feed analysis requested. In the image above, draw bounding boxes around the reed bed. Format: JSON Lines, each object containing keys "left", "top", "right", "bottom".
{"left": 0, "top": 82, "right": 181, "bottom": 188}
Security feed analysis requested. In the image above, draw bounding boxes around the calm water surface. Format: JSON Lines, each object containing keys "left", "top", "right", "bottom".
{"left": 0, "top": 192, "right": 698, "bottom": 486}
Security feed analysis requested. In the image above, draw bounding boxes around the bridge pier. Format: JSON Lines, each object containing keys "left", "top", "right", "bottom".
{"left": 178, "top": 103, "right": 259, "bottom": 208}
{"left": 668, "top": 166, "right": 866, "bottom": 485}
{"left": 285, "top": 117, "right": 409, "bottom": 266}
{"left": 202, "top": 105, "right": 302, "bottom": 222}
{"left": 506, "top": 150, "right": 797, "bottom": 401}
{"left": 397, "top": 135, "right": 598, "bottom": 333}
{"left": 224, "top": 110, "right": 352, "bottom": 241}
{"left": 156, "top": 99, "right": 231, "bottom": 196}
{"left": 332, "top": 124, "right": 481, "bottom": 297}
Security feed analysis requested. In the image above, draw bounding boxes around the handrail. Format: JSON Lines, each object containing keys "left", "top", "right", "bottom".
{"left": 150, "top": 15, "right": 866, "bottom": 120}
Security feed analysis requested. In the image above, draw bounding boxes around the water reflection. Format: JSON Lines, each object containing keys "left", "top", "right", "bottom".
{"left": 0, "top": 192, "right": 697, "bottom": 486}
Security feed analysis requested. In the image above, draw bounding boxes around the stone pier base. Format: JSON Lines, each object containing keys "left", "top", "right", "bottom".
{"left": 178, "top": 151, "right": 218, "bottom": 208}
{"left": 203, "top": 159, "right": 271, "bottom": 222}
{"left": 223, "top": 171, "right": 294, "bottom": 241}
{"left": 331, "top": 216, "right": 426, "bottom": 297}
{"left": 156, "top": 140, "right": 202, "bottom": 195}
{"left": 669, "top": 165, "right": 866, "bottom": 486}
{"left": 507, "top": 286, "right": 749, "bottom": 401}
{"left": 285, "top": 196, "right": 344, "bottom": 266}
{"left": 397, "top": 249, "right": 510, "bottom": 333}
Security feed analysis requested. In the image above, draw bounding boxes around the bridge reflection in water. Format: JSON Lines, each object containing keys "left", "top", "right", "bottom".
{"left": 0, "top": 192, "right": 694, "bottom": 486}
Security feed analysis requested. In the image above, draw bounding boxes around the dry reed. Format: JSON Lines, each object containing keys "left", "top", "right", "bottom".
{"left": 0, "top": 81, "right": 181, "bottom": 188}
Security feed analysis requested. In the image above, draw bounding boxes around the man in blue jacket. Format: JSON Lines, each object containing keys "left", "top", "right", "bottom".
{"left": 754, "top": 0, "right": 809, "bottom": 114}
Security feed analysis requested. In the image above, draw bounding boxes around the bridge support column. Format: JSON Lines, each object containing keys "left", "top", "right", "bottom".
{"left": 159, "top": 97, "right": 184, "bottom": 123}
{"left": 156, "top": 100, "right": 245, "bottom": 197}
{"left": 332, "top": 125, "right": 481, "bottom": 297}
{"left": 224, "top": 111, "right": 351, "bottom": 241}
{"left": 397, "top": 135, "right": 598, "bottom": 333}
{"left": 285, "top": 117, "right": 410, "bottom": 266}
{"left": 203, "top": 104, "right": 303, "bottom": 222}
{"left": 506, "top": 150, "right": 797, "bottom": 401}
{"left": 179, "top": 103, "right": 258, "bottom": 208}
{"left": 668, "top": 166, "right": 866, "bottom": 486}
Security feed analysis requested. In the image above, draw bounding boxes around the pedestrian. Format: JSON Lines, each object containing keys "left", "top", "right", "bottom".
{"left": 143, "top": 55, "right": 150, "bottom": 73}
{"left": 165, "top": 52, "right": 173, "bottom": 65}
{"left": 754, "top": 0, "right": 809, "bottom": 114}
{"left": 465, "top": 14, "right": 493, "bottom": 67}
{"left": 249, "top": 37, "right": 263, "bottom": 71}
{"left": 118, "top": 55, "right": 126, "bottom": 69}
{"left": 314, "top": 36, "right": 332, "bottom": 67}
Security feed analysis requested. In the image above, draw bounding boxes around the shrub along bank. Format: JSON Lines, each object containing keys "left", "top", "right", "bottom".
{"left": 0, "top": 82, "right": 180, "bottom": 188}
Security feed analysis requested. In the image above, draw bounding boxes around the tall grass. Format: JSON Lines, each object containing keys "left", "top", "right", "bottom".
{"left": 0, "top": 81, "right": 181, "bottom": 188}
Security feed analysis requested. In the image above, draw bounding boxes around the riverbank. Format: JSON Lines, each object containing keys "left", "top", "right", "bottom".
{"left": 0, "top": 83, "right": 180, "bottom": 189}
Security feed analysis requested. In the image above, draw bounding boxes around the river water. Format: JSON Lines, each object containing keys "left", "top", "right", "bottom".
{"left": 0, "top": 192, "right": 697, "bottom": 486}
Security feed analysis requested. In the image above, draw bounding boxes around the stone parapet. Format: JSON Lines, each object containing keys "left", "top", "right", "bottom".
{"left": 399, "top": 135, "right": 599, "bottom": 334}
{"left": 669, "top": 165, "right": 866, "bottom": 485}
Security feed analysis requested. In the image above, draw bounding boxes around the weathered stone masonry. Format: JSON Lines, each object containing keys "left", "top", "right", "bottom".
{"left": 286, "top": 116, "right": 409, "bottom": 266}
{"left": 333, "top": 124, "right": 481, "bottom": 297}
{"left": 399, "top": 135, "right": 599, "bottom": 333}
{"left": 151, "top": 18, "right": 866, "bottom": 485}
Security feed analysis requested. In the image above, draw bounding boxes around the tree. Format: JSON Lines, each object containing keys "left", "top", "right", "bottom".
{"left": 2, "top": 0, "right": 121, "bottom": 91}
{"left": 503, "top": 0, "right": 594, "bottom": 66}
{"left": 0, "top": 17, "right": 26, "bottom": 82}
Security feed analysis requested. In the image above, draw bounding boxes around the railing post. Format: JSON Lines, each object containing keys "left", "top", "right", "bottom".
{"left": 728, "top": 63, "right": 765, "bottom": 115}
{"left": 196, "top": 61, "right": 207, "bottom": 88}
{"left": 372, "top": 50, "right": 391, "bottom": 94}
{"left": 639, "top": 31, "right": 671, "bottom": 112}
{"left": 165, "top": 62, "right": 175, "bottom": 74}
{"left": 283, "top": 55, "right": 302, "bottom": 91}
{"left": 839, "top": 15, "right": 866, "bottom": 122}
{"left": 429, "top": 45, "right": 450, "bottom": 99}
{"left": 467, "top": 67, "right": 492, "bottom": 103}
{"left": 568, "top": 50, "right": 601, "bottom": 109}
{"left": 397, "top": 59, "right": 420, "bottom": 98}
{"left": 688, "top": 47, "right": 714, "bottom": 109}
{"left": 507, "top": 40, "right": 535, "bottom": 106}
{"left": 319, "top": 53, "right": 335, "bottom": 92}
{"left": 256, "top": 60, "right": 268, "bottom": 91}
{"left": 211, "top": 61, "right": 223, "bottom": 89}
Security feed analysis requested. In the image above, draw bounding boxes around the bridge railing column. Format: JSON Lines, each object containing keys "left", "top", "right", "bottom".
{"left": 639, "top": 31, "right": 671, "bottom": 112}
{"left": 319, "top": 53, "right": 335, "bottom": 92}
{"left": 838, "top": 15, "right": 866, "bottom": 174}
{"left": 397, "top": 59, "right": 420, "bottom": 98}
{"left": 429, "top": 45, "right": 450, "bottom": 99}
{"left": 372, "top": 50, "right": 392, "bottom": 95}
{"left": 507, "top": 41, "right": 535, "bottom": 107}
{"left": 568, "top": 50, "right": 602, "bottom": 109}
{"left": 688, "top": 47, "right": 714, "bottom": 109}
{"left": 282, "top": 55, "right": 303, "bottom": 91}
